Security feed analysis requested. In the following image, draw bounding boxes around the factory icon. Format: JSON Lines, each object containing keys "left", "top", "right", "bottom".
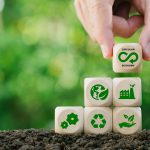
{"left": 119, "top": 84, "right": 135, "bottom": 99}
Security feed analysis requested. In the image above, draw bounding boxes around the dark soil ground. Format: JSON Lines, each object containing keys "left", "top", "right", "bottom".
{"left": 0, "top": 129, "right": 149, "bottom": 150}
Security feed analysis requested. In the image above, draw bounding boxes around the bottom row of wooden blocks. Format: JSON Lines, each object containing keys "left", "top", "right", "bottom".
{"left": 55, "top": 107, "right": 142, "bottom": 135}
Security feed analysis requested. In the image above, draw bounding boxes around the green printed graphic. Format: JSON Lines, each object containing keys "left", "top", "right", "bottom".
{"left": 119, "top": 114, "right": 136, "bottom": 128}
{"left": 61, "top": 121, "right": 68, "bottom": 129}
{"left": 90, "top": 84, "right": 108, "bottom": 100}
{"left": 60, "top": 113, "right": 79, "bottom": 129}
{"left": 118, "top": 52, "right": 138, "bottom": 64}
{"left": 66, "top": 113, "right": 79, "bottom": 125}
{"left": 119, "top": 84, "right": 135, "bottom": 99}
{"left": 91, "top": 114, "right": 106, "bottom": 129}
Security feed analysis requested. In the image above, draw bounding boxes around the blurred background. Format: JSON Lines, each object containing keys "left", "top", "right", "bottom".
{"left": 0, "top": 0, "right": 149, "bottom": 130}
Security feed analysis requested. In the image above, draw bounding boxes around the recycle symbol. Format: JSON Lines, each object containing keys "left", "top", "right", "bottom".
{"left": 61, "top": 113, "right": 79, "bottom": 129}
{"left": 91, "top": 114, "right": 106, "bottom": 129}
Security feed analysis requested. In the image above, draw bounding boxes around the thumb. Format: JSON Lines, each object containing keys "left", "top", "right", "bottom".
{"left": 140, "top": 1, "right": 150, "bottom": 60}
{"left": 140, "top": 26, "right": 150, "bottom": 60}
{"left": 88, "top": 0, "right": 114, "bottom": 58}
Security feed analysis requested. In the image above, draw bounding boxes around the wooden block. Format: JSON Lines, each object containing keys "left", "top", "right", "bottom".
{"left": 84, "top": 107, "right": 112, "bottom": 134}
{"left": 113, "top": 107, "right": 142, "bottom": 135}
{"left": 113, "top": 43, "right": 142, "bottom": 73}
{"left": 113, "top": 77, "right": 142, "bottom": 107}
{"left": 84, "top": 78, "right": 112, "bottom": 107}
{"left": 55, "top": 107, "right": 83, "bottom": 134}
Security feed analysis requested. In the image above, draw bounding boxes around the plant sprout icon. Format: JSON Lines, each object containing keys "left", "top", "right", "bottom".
{"left": 119, "top": 114, "right": 136, "bottom": 128}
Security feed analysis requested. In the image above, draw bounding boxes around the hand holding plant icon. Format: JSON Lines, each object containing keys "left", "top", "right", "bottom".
{"left": 119, "top": 114, "right": 136, "bottom": 128}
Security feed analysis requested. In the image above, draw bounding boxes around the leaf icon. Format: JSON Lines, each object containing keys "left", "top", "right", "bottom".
{"left": 99, "top": 89, "right": 108, "bottom": 100}
{"left": 128, "top": 115, "right": 135, "bottom": 122}
{"left": 123, "top": 114, "right": 128, "bottom": 119}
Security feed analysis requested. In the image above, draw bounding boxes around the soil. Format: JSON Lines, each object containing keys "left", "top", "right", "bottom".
{"left": 0, "top": 129, "right": 149, "bottom": 150}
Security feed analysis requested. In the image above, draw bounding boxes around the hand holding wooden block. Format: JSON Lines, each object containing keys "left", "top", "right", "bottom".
{"left": 113, "top": 43, "right": 142, "bottom": 73}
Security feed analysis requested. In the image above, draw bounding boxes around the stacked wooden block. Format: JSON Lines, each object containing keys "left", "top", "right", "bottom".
{"left": 55, "top": 43, "right": 142, "bottom": 135}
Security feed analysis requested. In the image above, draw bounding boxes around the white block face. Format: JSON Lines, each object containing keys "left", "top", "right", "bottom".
{"left": 113, "top": 43, "right": 142, "bottom": 73}
{"left": 84, "top": 107, "right": 112, "bottom": 134}
{"left": 113, "top": 107, "right": 142, "bottom": 135}
{"left": 55, "top": 107, "right": 83, "bottom": 134}
{"left": 113, "top": 78, "right": 142, "bottom": 107}
{"left": 84, "top": 78, "right": 112, "bottom": 107}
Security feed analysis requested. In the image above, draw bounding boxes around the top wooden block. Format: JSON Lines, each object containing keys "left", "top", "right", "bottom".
{"left": 113, "top": 43, "right": 142, "bottom": 73}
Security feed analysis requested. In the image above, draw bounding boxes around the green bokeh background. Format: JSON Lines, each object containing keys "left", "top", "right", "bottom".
{"left": 0, "top": 0, "right": 149, "bottom": 130}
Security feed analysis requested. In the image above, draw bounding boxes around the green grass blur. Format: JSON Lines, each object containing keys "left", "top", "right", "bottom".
{"left": 0, "top": 0, "right": 149, "bottom": 130}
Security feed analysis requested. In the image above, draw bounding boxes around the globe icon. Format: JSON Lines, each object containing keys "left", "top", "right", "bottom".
{"left": 90, "top": 84, "right": 109, "bottom": 100}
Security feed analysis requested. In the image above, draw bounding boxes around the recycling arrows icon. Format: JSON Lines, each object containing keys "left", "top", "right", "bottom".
{"left": 91, "top": 114, "right": 106, "bottom": 129}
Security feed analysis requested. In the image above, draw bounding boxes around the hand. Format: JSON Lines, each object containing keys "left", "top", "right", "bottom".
{"left": 74, "top": 0, "right": 150, "bottom": 60}
{"left": 119, "top": 122, "right": 136, "bottom": 128}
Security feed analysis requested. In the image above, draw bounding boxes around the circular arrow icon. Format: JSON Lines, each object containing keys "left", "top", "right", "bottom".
{"left": 118, "top": 52, "right": 138, "bottom": 64}
{"left": 91, "top": 114, "right": 106, "bottom": 129}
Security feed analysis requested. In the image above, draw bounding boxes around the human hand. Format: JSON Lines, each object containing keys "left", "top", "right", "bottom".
{"left": 119, "top": 122, "right": 136, "bottom": 128}
{"left": 74, "top": 0, "right": 150, "bottom": 60}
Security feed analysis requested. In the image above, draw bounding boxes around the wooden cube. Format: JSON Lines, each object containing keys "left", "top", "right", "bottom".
{"left": 84, "top": 78, "right": 112, "bottom": 107}
{"left": 55, "top": 107, "right": 83, "bottom": 134}
{"left": 84, "top": 107, "right": 112, "bottom": 134}
{"left": 113, "top": 77, "right": 142, "bottom": 107}
{"left": 113, "top": 43, "right": 142, "bottom": 73}
{"left": 113, "top": 107, "right": 142, "bottom": 135}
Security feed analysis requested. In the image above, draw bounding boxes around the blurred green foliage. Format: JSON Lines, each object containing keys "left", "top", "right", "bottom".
{"left": 0, "top": 0, "right": 149, "bottom": 130}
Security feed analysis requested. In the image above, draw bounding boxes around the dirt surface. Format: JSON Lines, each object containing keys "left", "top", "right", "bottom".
{"left": 0, "top": 129, "right": 149, "bottom": 150}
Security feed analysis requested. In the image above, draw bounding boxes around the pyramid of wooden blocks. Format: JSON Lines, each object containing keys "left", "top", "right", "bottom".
{"left": 113, "top": 43, "right": 142, "bottom": 73}
{"left": 55, "top": 77, "right": 142, "bottom": 135}
{"left": 55, "top": 43, "right": 143, "bottom": 135}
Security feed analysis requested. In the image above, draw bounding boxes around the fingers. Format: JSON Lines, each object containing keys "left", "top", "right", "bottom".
{"left": 113, "top": 15, "right": 144, "bottom": 37}
{"left": 87, "top": 0, "right": 114, "bottom": 58}
{"left": 140, "top": 27, "right": 150, "bottom": 61}
{"left": 75, "top": 0, "right": 114, "bottom": 58}
{"left": 113, "top": 1, "right": 143, "bottom": 37}
{"left": 113, "top": 1, "right": 131, "bottom": 19}
{"left": 74, "top": 0, "right": 95, "bottom": 41}
{"left": 139, "top": 0, "right": 150, "bottom": 60}
{"left": 74, "top": 0, "right": 144, "bottom": 59}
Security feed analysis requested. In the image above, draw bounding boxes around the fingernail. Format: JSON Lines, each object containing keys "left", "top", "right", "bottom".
{"left": 101, "top": 45, "right": 112, "bottom": 59}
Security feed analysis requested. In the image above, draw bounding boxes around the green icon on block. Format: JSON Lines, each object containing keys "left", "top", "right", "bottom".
{"left": 66, "top": 113, "right": 79, "bottom": 125}
{"left": 118, "top": 52, "right": 138, "bottom": 64}
{"left": 90, "top": 84, "right": 108, "bottom": 100}
{"left": 91, "top": 114, "right": 106, "bottom": 129}
{"left": 61, "top": 121, "right": 68, "bottom": 129}
{"left": 119, "top": 114, "right": 136, "bottom": 128}
{"left": 60, "top": 113, "right": 79, "bottom": 129}
{"left": 119, "top": 84, "right": 135, "bottom": 99}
